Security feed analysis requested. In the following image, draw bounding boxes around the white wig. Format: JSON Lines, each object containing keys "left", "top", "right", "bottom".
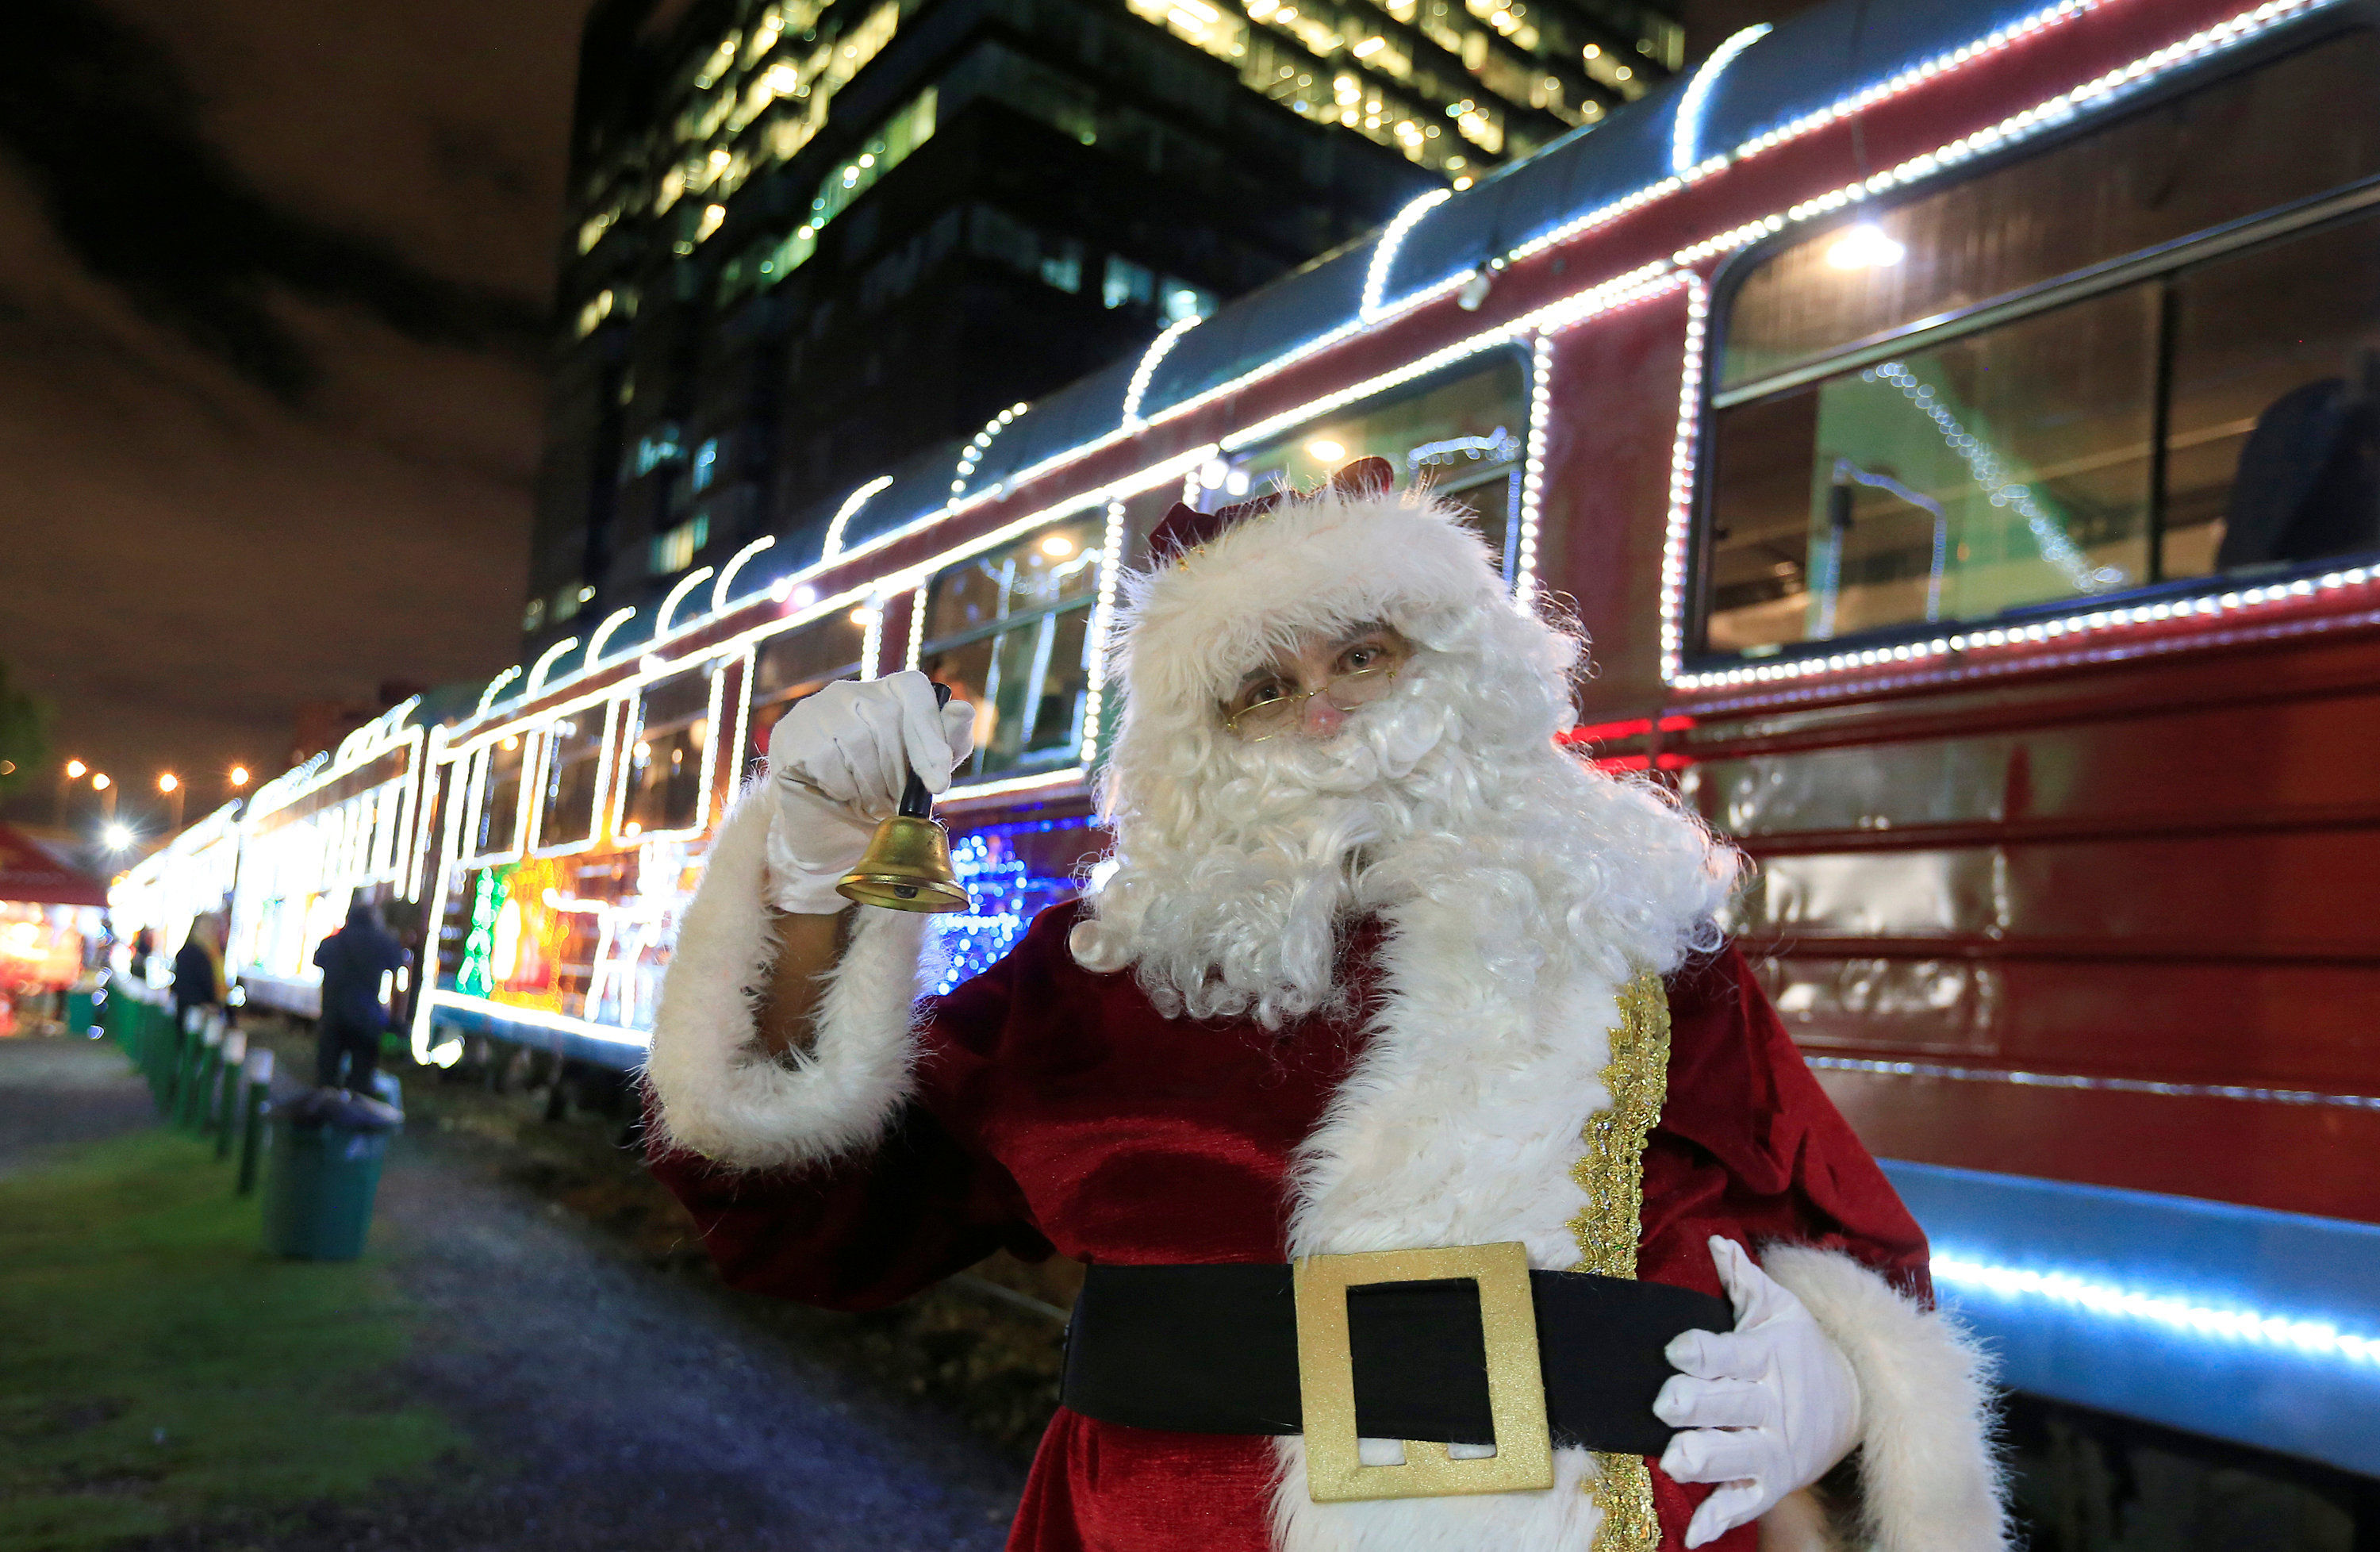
{"left": 1071, "top": 476, "right": 1736, "bottom": 1026}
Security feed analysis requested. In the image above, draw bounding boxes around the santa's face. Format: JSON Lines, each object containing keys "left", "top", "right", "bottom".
{"left": 1219, "top": 624, "right": 1414, "bottom": 743}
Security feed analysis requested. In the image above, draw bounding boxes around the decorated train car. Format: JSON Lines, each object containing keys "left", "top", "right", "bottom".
{"left": 219, "top": 689, "right": 471, "bottom": 1020}
{"left": 111, "top": 0, "right": 2380, "bottom": 1511}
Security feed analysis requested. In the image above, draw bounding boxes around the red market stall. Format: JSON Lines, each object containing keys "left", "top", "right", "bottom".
{"left": 0, "top": 823, "right": 109, "bottom": 1035}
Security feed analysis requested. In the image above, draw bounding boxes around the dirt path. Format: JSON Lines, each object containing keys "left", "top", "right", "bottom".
{"left": 1, "top": 1035, "right": 1030, "bottom": 1551}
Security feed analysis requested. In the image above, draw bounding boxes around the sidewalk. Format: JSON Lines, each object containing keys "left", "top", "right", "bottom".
{"left": 0, "top": 1035, "right": 1027, "bottom": 1552}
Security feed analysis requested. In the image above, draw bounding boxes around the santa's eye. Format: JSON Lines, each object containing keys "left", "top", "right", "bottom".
{"left": 1238, "top": 678, "right": 1291, "bottom": 709}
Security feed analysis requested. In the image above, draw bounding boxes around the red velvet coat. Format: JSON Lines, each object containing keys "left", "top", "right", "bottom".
{"left": 649, "top": 906, "right": 1932, "bottom": 1551}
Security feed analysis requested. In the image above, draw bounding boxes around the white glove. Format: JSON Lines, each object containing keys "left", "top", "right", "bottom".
{"left": 763, "top": 670, "right": 974, "bottom": 914}
{"left": 1656, "top": 1236, "right": 1862, "bottom": 1548}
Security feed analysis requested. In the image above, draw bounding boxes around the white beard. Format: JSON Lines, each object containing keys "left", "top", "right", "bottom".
{"left": 1070, "top": 647, "right": 1729, "bottom": 1031}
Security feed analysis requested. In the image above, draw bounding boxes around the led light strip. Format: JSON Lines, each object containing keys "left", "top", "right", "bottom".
{"left": 585, "top": 607, "right": 639, "bottom": 667}
{"left": 474, "top": 665, "right": 522, "bottom": 717}
{"left": 656, "top": 566, "right": 716, "bottom": 635}
{"left": 1932, "top": 1252, "right": 2380, "bottom": 1368}
{"left": 893, "top": 582, "right": 924, "bottom": 670}
{"left": 1361, "top": 189, "right": 1452, "bottom": 319}
{"left": 1658, "top": 275, "right": 1711, "bottom": 680}
{"left": 1807, "top": 1055, "right": 2380, "bottom": 1112}
{"left": 820, "top": 474, "right": 895, "bottom": 560}
{"left": 1078, "top": 497, "right": 1130, "bottom": 767}
{"left": 1516, "top": 336, "right": 1553, "bottom": 601}
{"left": 713, "top": 536, "right": 774, "bottom": 613}
{"left": 950, "top": 403, "right": 1029, "bottom": 502}
{"left": 1123, "top": 317, "right": 1203, "bottom": 429}
{"left": 526, "top": 636, "right": 582, "bottom": 697}
{"left": 1671, "top": 25, "right": 1772, "bottom": 178}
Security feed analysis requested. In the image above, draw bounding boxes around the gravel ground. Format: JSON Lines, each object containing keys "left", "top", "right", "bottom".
{"left": 1, "top": 1034, "right": 1032, "bottom": 1551}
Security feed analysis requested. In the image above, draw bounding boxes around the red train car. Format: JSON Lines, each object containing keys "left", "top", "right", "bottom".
{"left": 393, "top": 0, "right": 2378, "bottom": 1518}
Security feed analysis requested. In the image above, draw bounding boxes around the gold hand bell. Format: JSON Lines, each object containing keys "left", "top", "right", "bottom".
{"left": 836, "top": 681, "right": 972, "bottom": 913}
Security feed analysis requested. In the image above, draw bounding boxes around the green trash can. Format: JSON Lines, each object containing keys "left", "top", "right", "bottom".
{"left": 261, "top": 1091, "right": 404, "bottom": 1260}
{"left": 66, "top": 988, "right": 97, "bottom": 1039}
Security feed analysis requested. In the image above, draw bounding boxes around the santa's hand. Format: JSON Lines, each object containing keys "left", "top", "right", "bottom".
{"left": 764, "top": 671, "right": 973, "bottom": 914}
{"left": 1655, "top": 1235, "right": 1861, "bottom": 1549}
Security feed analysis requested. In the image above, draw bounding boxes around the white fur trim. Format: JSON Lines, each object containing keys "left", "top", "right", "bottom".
{"left": 643, "top": 786, "right": 930, "bottom": 1170}
{"left": 1123, "top": 486, "right": 1510, "bottom": 711}
{"left": 1268, "top": 880, "right": 1633, "bottom": 1552}
{"left": 1762, "top": 1245, "right": 2011, "bottom": 1552}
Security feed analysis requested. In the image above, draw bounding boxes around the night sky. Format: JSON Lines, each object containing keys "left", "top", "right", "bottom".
{"left": 0, "top": 0, "right": 592, "bottom": 838}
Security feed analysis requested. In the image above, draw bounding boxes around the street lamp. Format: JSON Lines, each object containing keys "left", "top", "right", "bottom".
{"left": 102, "top": 822, "right": 135, "bottom": 851}
{"left": 229, "top": 766, "right": 250, "bottom": 789}
{"left": 56, "top": 760, "right": 88, "bottom": 825}
{"left": 159, "top": 772, "right": 184, "bottom": 835}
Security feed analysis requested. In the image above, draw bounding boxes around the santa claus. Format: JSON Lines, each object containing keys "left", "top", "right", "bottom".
{"left": 643, "top": 461, "right": 2008, "bottom": 1552}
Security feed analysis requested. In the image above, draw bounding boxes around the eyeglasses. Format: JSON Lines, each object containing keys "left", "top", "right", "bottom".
{"left": 1222, "top": 663, "right": 1401, "bottom": 741}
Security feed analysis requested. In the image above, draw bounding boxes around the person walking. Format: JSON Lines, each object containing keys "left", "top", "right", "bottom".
{"left": 170, "top": 916, "right": 221, "bottom": 1033}
{"left": 313, "top": 899, "right": 409, "bottom": 1093}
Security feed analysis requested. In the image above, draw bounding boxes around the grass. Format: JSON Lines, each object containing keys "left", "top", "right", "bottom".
{"left": 0, "top": 1127, "right": 456, "bottom": 1551}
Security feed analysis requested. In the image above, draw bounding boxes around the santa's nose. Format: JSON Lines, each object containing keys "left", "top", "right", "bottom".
{"left": 1299, "top": 695, "right": 1348, "bottom": 738}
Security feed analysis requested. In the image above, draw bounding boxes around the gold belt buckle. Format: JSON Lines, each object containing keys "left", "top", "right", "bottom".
{"left": 1292, "top": 1240, "right": 1555, "bottom": 1503}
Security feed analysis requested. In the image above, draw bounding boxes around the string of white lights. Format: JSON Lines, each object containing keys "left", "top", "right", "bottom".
{"left": 525, "top": 636, "right": 582, "bottom": 699}
{"left": 1516, "top": 336, "right": 1555, "bottom": 602}
{"left": 1123, "top": 316, "right": 1203, "bottom": 429}
{"left": 1362, "top": 189, "right": 1453, "bottom": 319}
{"left": 655, "top": 566, "right": 716, "bottom": 635}
{"left": 712, "top": 536, "right": 775, "bottom": 613}
{"left": 1671, "top": 24, "right": 1772, "bottom": 178}
{"left": 1078, "top": 497, "right": 1131, "bottom": 768}
{"left": 820, "top": 474, "right": 895, "bottom": 560}
{"left": 950, "top": 402, "right": 1030, "bottom": 503}
{"left": 473, "top": 665, "right": 522, "bottom": 718}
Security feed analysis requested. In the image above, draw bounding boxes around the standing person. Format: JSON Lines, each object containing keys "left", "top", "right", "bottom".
{"left": 171, "top": 916, "right": 221, "bottom": 1032}
{"left": 643, "top": 463, "right": 2008, "bottom": 1552}
{"left": 313, "top": 899, "right": 409, "bottom": 1093}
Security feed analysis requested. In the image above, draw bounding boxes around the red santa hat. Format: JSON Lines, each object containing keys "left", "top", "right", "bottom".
{"left": 1114, "top": 455, "right": 1560, "bottom": 724}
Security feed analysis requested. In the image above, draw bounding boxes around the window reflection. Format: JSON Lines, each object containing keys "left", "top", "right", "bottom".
{"left": 1707, "top": 293, "right": 2157, "bottom": 653}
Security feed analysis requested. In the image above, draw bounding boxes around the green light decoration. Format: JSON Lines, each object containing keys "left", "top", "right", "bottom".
{"left": 455, "top": 868, "right": 511, "bottom": 999}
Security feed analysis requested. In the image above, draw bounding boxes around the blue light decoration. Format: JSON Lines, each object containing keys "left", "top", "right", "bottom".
{"left": 1884, "top": 1160, "right": 2380, "bottom": 1477}
{"left": 930, "top": 818, "right": 1098, "bottom": 993}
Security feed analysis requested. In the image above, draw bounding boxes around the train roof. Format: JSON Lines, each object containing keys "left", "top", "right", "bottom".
{"left": 741, "top": 0, "right": 2103, "bottom": 551}
{"left": 472, "top": 0, "right": 2297, "bottom": 730}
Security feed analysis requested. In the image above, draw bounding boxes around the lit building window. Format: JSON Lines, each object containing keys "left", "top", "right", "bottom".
{"left": 650, "top": 513, "right": 711, "bottom": 576}
{"left": 1038, "top": 238, "right": 1084, "bottom": 294}
{"left": 1160, "top": 279, "right": 1217, "bottom": 325}
{"left": 634, "top": 424, "right": 683, "bottom": 478}
{"left": 1103, "top": 255, "right": 1155, "bottom": 309}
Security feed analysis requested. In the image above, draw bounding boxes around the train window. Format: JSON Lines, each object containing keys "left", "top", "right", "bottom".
{"left": 472, "top": 736, "right": 528, "bottom": 859}
{"left": 2162, "top": 209, "right": 2380, "bottom": 578}
{"left": 536, "top": 709, "right": 608, "bottom": 850}
{"left": 1221, "top": 356, "right": 1528, "bottom": 575}
{"left": 1703, "top": 31, "right": 2380, "bottom": 663}
{"left": 1721, "top": 30, "right": 2380, "bottom": 391}
{"left": 622, "top": 668, "right": 715, "bottom": 837}
{"left": 1706, "top": 287, "right": 2159, "bottom": 654}
{"left": 747, "top": 612, "right": 866, "bottom": 753}
{"left": 919, "top": 516, "right": 1104, "bottom": 782}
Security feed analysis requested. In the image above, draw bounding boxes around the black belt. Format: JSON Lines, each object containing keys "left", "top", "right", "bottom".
{"left": 1059, "top": 1258, "right": 1733, "bottom": 1456}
